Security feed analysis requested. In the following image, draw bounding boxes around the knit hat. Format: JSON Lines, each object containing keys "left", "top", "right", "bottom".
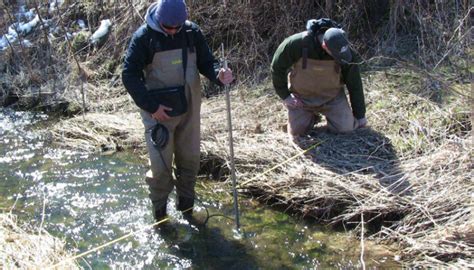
{"left": 154, "top": 0, "right": 187, "bottom": 26}
{"left": 323, "top": 28, "right": 352, "bottom": 64}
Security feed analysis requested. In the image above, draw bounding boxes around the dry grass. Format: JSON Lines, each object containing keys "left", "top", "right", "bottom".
{"left": 0, "top": 213, "right": 78, "bottom": 269}
{"left": 196, "top": 74, "right": 472, "bottom": 267}
{"left": 50, "top": 110, "right": 144, "bottom": 154}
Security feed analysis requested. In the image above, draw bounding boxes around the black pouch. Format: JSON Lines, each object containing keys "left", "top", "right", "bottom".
{"left": 149, "top": 86, "right": 187, "bottom": 117}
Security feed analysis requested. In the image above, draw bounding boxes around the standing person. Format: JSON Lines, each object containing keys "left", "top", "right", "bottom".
{"left": 271, "top": 18, "right": 367, "bottom": 140}
{"left": 122, "top": 0, "right": 233, "bottom": 223}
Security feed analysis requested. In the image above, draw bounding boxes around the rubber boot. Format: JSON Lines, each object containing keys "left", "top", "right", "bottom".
{"left": 152, "top": 202, "right": 177, "bottom": 238}
{"left": 152, "top": 203, "right": 167, "bottom": 224}
{"left": 177, "top": 196, "right": 194, "bottom": 221}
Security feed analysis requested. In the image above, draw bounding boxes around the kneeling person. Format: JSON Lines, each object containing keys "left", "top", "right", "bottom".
{"left": 271, "top": 19, "right": 367, "bottom": 138}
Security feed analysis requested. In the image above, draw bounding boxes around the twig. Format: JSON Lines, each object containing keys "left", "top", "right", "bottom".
{"left": 32, "top": 0, "right": 54, "bottom": 106}
{"left": 2, "top": 3, "right": 34, "bottom": 77}
{"left": 433, "top": 7, "right": 474, "bottom": 70}
{"left": 9, "top": 196, "right": 20, "bottom": 214}
{"left": 38, "top": 194, "right": 47, "bottom": 236}
{"left": 54, "top": 2, "right": 87, "bottom": 119}
{"left": 360, "top": 212, "right": 366, "bottom": 270}
{"left": 129, "top": 1, "right": 144, "bottom": 23}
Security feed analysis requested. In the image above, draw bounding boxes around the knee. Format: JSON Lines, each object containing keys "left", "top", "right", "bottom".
{"left": 147, "top": 166, "right": 173, "bottom": 186}
{"left": 175, "top": 156, "right": 200, "bottom": 176}
{"left": 288, "top": 121, "right": 313, "bottom": 136}
{"left": 288, "top": 125, "right": 307, "bottom": 136}
{"left": 328, "top": 120, "right": 357, "bottom": 133}
{"left": 335, "top": 126, "right": 356, "bottom": 133}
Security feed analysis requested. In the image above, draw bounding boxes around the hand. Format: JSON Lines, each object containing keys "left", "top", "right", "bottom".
{"left": 358, "top": 117, "right": 368, "bottom": 128}
{"left": 283, "top": 93, "right": 303, "bottom": 109}
{"left": 218, "top": 67, "right": 234, "bottom": 85}
{"left": 151, "top": 105, "right": 173, "bottom": 122}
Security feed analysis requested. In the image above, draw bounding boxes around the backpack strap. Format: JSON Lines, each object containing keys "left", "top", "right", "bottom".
{"left": 302, "top": 31, "right": 312, "bottom": 69}
{"left": 182, "top": 21, "right": 197, "bottom": 84}
{"left": 182, "top": 40, "right": 187, "bottom": 84}
{"left": 181, "top": 26, "right": 189, "bottom": 84}
{"left": 184, "top": 21, "right": 195, "bottom": 53}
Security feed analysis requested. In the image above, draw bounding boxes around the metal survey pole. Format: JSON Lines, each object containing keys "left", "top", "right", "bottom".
{"left": 221, "top": 43, "right": 240, "bottom": 230}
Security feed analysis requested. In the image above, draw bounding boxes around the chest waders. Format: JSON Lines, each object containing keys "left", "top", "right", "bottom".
{"left": 141, "top": 29, "right": 202, "bottom": 221}
{"left": 288, "top": 32, "right": 343, "bottom": 106}
{"left": 286, "top": 32, "right": 359, "bottom": 134}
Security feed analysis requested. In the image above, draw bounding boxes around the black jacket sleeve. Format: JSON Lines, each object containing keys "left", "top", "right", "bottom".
{"left": 122, "top": 26, "right": 159, "bottom": 114}
{"left": 193, "top": 25, "right": 223, "bottom": 86}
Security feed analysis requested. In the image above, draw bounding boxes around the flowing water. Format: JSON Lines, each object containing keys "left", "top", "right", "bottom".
{"left": 0, "top": 108, "right": 400, "bottom": 269}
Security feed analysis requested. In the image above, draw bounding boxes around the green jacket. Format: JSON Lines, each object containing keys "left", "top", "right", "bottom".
{"left": 271, "top": 32, "right": 366, "bottom": 119}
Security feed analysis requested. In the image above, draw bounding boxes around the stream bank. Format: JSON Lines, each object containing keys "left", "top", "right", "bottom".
{"left": 0, "top": 108, "right": 401, "bottom": 268}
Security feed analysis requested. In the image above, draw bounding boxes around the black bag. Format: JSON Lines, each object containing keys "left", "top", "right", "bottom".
{"left": 306, "top": 18, "right": 342, "bottom": 35}
{"left": 302, "top": 18, "right": 343, "bottom": 69}
{"left": 149, "top": 86, "right": 187, "bottom": 117}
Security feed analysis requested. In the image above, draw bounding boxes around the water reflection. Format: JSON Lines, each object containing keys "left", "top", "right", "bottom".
{"left": 0, "top": 108, "right": 399, "bottom": 269}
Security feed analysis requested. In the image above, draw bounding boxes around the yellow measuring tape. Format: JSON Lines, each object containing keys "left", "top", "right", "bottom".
{"left": 48, "top": 140, "right": 322, "bottom": 268}
{"left": 239, "top": 140, "right": 323, "bottom": 187}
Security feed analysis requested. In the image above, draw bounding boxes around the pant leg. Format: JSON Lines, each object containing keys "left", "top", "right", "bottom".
{"left": 321, "top": 92, "right": 359, "bottom": 133}
{"left": 174, "top": 86, "right": 201, "bottom": 201}
{"left": 140, "top": 110, "right": 180, "bottom": 209}
{"left": 287, "top": 106, "right": 316, "bottom": 136}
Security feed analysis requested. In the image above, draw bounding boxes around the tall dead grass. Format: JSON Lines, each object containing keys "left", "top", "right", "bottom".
{"left": 0, "top": 212, "right": 79, "bottom": 269}
{"left": 196, "top": 75, "right": 472, "bottom": 268}
{"left": 1, "top": 0, "right": 471, "bottom": 108}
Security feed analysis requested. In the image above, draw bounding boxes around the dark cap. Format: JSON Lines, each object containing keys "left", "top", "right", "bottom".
{"left": 323, "top": 28, "right": 352, "bottom": 64}
{"left": 154, "top": 0, "right": 188, "bottom": 26}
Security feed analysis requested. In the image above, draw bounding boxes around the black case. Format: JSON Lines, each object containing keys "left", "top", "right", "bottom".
{"left": 149, "top": 86, "right": 187, "bottom": 117}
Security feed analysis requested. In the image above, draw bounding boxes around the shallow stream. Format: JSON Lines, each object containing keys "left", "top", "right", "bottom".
{"left": 0, "top": 108, "right": 399, "bottom": 269}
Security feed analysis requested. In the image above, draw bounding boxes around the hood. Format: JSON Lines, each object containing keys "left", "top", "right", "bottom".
{"left": 145, "top": 2, "right": 166, "bottom": 34}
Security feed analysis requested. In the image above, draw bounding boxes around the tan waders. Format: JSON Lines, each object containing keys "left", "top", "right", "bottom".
{"left": 287, "top": 58, "right": 359, "bottom": 135}
{"left": 141, "top": 48, "right": 202, "bottom": 221}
